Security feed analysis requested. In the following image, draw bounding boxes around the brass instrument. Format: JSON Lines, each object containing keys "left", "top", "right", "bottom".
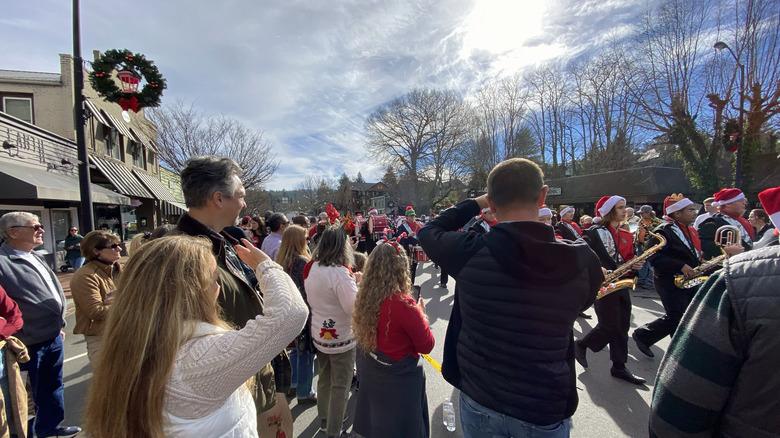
{"left": 674, "top": 225, "right": 740, "bottom": 289}
{"left": 597, "top": 229, "right": 666, "bottom": 299}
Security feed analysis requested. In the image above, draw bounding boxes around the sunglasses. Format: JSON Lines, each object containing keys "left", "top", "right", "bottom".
{"left": 11, "top": 224, "right": 44, "bottom": 231}
{"left": 97, "top": 243, "right": 122, "bottom": 250}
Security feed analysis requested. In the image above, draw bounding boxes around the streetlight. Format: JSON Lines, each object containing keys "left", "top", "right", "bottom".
{"left": 714, "top": 41, "right": 745, "bottom": 188}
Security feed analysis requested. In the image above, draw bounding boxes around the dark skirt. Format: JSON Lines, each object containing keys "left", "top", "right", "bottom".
{"left": 352, "top": 350, "right": 429, "bottom": 438}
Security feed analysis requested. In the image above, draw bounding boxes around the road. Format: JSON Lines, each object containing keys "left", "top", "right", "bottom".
{"left": 60, "top": 262, "right": 670, "bottom": 437}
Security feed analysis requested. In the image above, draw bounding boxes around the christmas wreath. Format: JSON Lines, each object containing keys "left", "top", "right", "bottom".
{"left": 89, "top": 49, "right": 166, "bottom": 112}
{"left": 722, "top": 118, "right": 742, "bottom": 153}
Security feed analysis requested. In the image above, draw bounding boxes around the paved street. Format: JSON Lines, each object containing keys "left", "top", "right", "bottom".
{"left": 59, "top": 261, "right": 669, "bottom": 438}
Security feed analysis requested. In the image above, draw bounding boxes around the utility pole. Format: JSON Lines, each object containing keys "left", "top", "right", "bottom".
{"left": 73, "top": 0, "right": 94, "bottom": 231}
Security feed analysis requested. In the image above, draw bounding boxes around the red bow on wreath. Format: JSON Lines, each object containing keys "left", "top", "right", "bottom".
{"left": 119, "top": 96, "right": 140, "bottom": 113}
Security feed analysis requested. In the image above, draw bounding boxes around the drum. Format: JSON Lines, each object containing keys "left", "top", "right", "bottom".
{"left": 369, "top": 215, "right": 388, "bottom": 236}
{"left": 413, "top": 246, "right": 429, "bottom": 262}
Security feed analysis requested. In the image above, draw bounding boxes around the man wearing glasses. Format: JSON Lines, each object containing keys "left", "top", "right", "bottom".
{"left": 631, "top": 194, "right": 705, "bottom": 359}
{"left": 0, "top": 212, "right": 81, "bottom": 437}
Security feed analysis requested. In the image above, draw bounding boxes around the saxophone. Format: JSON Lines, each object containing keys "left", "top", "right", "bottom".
{"left": 597, "top": 230, "right": 666, "bottom": 300}
{"left": 673, "top": 225, "right": 740, "bottom": 289}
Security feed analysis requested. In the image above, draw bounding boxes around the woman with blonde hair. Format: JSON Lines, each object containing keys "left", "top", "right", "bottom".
{"left": 352, "top": 241, "right": 434, "bottom": 438}
{"left": 82, "top": 235, "right": 307, "bottom": 437}
{"left": 70, "top": 230, "right": 122, "bottom": 365}
{"left": 275, "top": 224, "right": 317, "bottom": 404}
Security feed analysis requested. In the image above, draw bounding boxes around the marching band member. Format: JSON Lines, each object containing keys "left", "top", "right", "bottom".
{"left": 632, "top": 194, "right": 702, "bottom": 358}
{"left": 755, "top": 187, "right": 780, "bottom": 249}
{"left": 468, "top": 208, "right": 497, "bottom": 234}
{"left": 698, "top": 188, "right": 753, "bottom": 259}
{"left": 398, "top": 206, "right": 424, "bottom": 285}
{"left": 537, "top": 207, "right": 553, "bottom": 225}
{"left": 575, "top": 195, "right": 646, "bottom": 385}
{"left": 358, "top": 208, "right": 380, "bottom": 255}
{"left": 555, "top": 205, "right": 582, "bottom": 241}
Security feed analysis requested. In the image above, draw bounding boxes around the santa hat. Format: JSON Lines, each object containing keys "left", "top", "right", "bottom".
{"left": 405, "top": 206, "right": 416, "bottom": 216}
{"left": 396, "top": 216, "right": 406, "bottom": 227}
{"left": 593, "top": 195, "right": 625, "bottom": 223}
{"left": 559, "top": 206, "right": 574, "bottom": 217}
{"left": 367, "top": 207, "right": 378, "bottom": 215}
{"left": 538, "top": 207, "right": 552, "bottom": 217}
{"left": 664, "top": 193, "right": 693, "bottom": 216}
{"left": 318, "top": 211, "right": 328, "bottom": 218}
{"left": 712, "top": 188, "right": 745, "bottom": 207}
{"left": 758, "top": 186, "right": 780, "bottom": 228}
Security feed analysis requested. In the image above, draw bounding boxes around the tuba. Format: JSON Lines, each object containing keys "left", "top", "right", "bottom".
{"left": 674, "top": 225, "right": 740, "bottom": 289}
{"left": 597, "top": 229, "right": 666, "bottom": 300}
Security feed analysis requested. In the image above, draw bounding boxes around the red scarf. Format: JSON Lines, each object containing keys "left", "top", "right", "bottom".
{"left": 607, "top": 226, "right": 634, "bottom": 262}
{"left": 675, "top": 220, "right": 702, "bottom": 253}
{"left": 723, "top": 211, "right": 755, "bottom": 240}
{"left": 569, "top": 221, "right": 582, "bottom": 236}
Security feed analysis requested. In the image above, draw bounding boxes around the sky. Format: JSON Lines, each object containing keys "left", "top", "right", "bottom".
{"left": 1, "top": 0, "right": 651, "bottom": 190}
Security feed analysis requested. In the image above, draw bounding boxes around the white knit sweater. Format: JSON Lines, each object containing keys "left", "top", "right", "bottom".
{"left": 305, "top": 262, "right": 358, "bottom": 354}
{"left": 163, "top": 260, "right": 308, "bottom": 437}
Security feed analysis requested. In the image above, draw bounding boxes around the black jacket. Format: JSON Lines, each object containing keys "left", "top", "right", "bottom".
{"left": 554, "top": 222, "right": 579, "bottom": 241}
{"left": 419, "top": 200, "right": 603, "bottom": 425}
{"left": 698, "top": 212, "right": 753, "bottom": 260}
{"left": 647, "top": 221, "right": 701, "bottom": 277}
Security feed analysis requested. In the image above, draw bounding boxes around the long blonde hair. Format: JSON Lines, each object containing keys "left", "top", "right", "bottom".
{"left": 83, "top": 235, "right": 229, "bottom": 438}
{"left": 275, "top": 224, "right": 310, "bottom": 270}
{"left": 352, "top": 242, "right": 413, "bottom": 352}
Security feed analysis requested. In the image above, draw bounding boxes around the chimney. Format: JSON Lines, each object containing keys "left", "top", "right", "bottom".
{"left": 93, "top": 50, "right": 102, "bottom": 61}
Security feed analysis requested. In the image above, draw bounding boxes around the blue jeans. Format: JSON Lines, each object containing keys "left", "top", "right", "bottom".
{"left": 0, "top": 347, "right": 11, "bottom": 425}
{"left": 69, "top": 257, "right": 85, "bottom": 271}
{"left": 290, "top": 348, "right": 316, "bottom": 398}
{"left": 635, "top": 247, "right": 652, "bottom": 285}
{"left": 20, "top": 335, "right": 65, "bottom": 436}
{"left": 460, "top": 392, "right": 570, "bottom": 438}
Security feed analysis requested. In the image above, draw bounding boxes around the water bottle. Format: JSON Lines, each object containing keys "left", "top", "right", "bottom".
{"left": 443, "top": 397, "right": 456, "bottom": 432}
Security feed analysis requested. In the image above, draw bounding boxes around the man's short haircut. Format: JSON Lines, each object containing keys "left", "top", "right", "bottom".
{"left": 292, "top": 215, "right": 308, "bottom": 227}
{"left": 703, "top": 197, "right": 715, "bottom": 204}
{"left": 180, "top": 156, "right": 242, "bottom": 208}
{"left": 0, "top": 212, "right": 39, "bottom": 241}
{"left": 268, "top": 213, "right": 289, "bottom": 233}
{"left": 487, "top": 158, "right": 544, "bottom": 208}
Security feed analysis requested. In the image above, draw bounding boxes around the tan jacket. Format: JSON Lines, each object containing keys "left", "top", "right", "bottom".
{"left": 70, "top": 260, "right": 119, "bottom": 336}
{"left": 0, "top": 337, "right": 29, "bottom": 438}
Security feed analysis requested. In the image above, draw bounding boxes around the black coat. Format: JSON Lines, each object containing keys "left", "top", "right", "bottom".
{"left": 419, "top": 200, "right": 603, "bottom": 426}
{"left": 554, "top": 222, "right": 579, "bottom": 241}
{"left": 698, "top": 212, "right": 752, "bottom": 260}
{"left": 647, "top": 221, "right": 701, "bottom": 277}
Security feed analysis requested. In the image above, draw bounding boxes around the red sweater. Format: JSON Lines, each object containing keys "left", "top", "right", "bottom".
{"left": 376, "top": 293, "right": 435, "bottom": 361}
{"left": 0, "top": 285, "right": 23, "bottom": 341}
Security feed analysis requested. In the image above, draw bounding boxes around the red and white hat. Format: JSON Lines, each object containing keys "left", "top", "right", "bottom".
{"left": 664, "top": 193, "right": 693, "bottom": 216}
{"left": 593, "top": 195, "right": 625, "bottom": 223}
{"left": 559, "top": 206, "right": 574, "bottom": 217}
{"left": 758, "top": 186, "right": 780, "bottom": 228}
{"left": 367, "top": 207, "right": 378, "bottom": 215}
{"left": 712, "top": 188, "right": 745, "bottom": 207}
{"left": 538, "top": 207, "right": 552, "bottom": 217}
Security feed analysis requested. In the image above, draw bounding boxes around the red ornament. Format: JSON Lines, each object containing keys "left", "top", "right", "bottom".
{"left": 119, "top": 96, "right": 140, "bottom": 113}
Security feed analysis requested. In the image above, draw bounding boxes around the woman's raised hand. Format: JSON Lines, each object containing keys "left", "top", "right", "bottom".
{"left": 235, "top": 238, "right": 271, "bottom": 270}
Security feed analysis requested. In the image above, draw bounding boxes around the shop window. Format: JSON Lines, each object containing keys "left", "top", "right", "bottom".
{"left": 130, "top": 141, "right": 146, "bottom": 169}
{"left": 2, "top": 96, "right": 33, "bottom": 124}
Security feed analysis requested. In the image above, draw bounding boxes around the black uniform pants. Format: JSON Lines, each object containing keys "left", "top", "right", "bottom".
{"left": 581, "top": 289, "right": 631, "bottom": 364}
{"left": 633, "top": 274, "right": 696, "bottom": 346}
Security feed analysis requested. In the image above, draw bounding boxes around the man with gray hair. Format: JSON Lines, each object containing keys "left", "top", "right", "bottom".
{"left": 168, "top": 156, "right": 289, "bottom": 436}
{"left": 0, "top": 212, "right": 81, "bottom": 438}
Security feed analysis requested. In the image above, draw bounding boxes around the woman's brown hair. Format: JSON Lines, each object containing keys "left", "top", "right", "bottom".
{"left": 83, "top": 235, "right": 229, "bottom": 437}
{"left": 275, "top": 225, "right": 310, "bottom": 270}
{"left": 80, "top": 230, "right": 120, "bottom": 260}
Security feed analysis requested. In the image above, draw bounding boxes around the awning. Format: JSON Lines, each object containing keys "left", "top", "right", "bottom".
{"left": 129, "top": 127, "right": 160, "bottom": 153}
{"left": 0, "top": 161, "right": 131, "bottom": 205}
{"left": 84, "top": 100, "right": 108, "bottom": 126}
{"left": 89, "top": 156, "right": 152, "bottom": 198}
{"left": 101, "top": 110, "right": 134, "bottom": 139}
{"left": 132, "top": 169, "right": 178, "bottom": 203}
{"left": 162, "top": 200, "right": 188, "bottom": 216}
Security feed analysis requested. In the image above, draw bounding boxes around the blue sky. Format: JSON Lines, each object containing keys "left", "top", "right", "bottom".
{"left": 1, "top": 0, "right": 652, "bottom": 189}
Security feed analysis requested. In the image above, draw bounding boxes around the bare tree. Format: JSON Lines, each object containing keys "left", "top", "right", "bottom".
{"left": 291, "top": 175, "right": 334, "bottom": 216}
{"left": 525, "top": 63, "right": 574, "bottom": 177}
{"left": 147, "top": 99, "right": 279, "bottom": 189}
{"left": 365, "top": 88, "right": 470, "bottom": 209}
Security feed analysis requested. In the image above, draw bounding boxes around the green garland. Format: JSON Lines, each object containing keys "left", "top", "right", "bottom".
{"left": 89, "top": 49, "right": 166, "bottom": 109}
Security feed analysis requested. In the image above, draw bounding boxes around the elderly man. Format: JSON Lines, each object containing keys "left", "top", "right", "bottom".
{"left": 0, "top": 212, "right": 81, "bottom": 438}
{"left": 169, "top": 156, "right": 290, "bottom": 437}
